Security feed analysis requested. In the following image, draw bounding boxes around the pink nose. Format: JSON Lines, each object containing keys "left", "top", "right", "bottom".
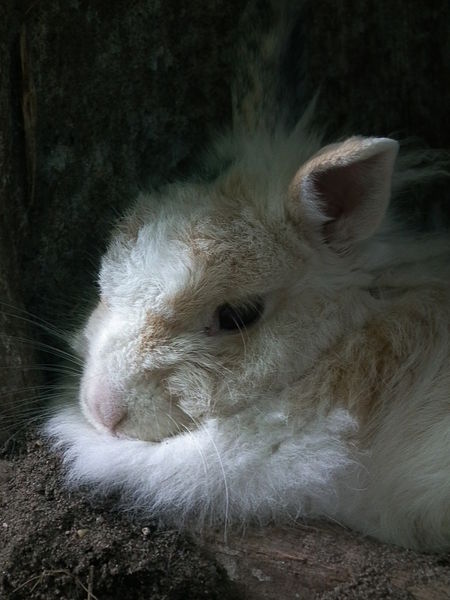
{"left": 84, "top": 378, "right": 127, "bottom": 433}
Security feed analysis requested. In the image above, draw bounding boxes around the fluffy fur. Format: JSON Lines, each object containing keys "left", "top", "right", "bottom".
{"left": 46, "top": 3, "right": 450, "bottom": 552}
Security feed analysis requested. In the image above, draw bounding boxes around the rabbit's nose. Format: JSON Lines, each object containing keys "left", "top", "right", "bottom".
{"left": 84, "top": 379, "right": 127, "bottom": 434}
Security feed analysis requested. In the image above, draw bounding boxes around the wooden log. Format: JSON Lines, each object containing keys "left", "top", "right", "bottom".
{"left": 201, "top": 522, "right": 450, "bottom": 599}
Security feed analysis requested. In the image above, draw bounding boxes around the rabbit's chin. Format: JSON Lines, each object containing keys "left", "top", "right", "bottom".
{"left": 44, "top": 402, "right": 361, "bottom": 527}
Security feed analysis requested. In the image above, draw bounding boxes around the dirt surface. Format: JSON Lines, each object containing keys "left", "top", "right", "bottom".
{"left": 0, "top": 433, "right": 240, "bottom": 600}
{"left": 1, "top": 431, "right": 449, "bottom": 600}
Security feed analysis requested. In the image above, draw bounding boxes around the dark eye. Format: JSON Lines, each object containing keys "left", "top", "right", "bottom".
{"left": 217, "top": 300, "right": 263, "bottom": 331}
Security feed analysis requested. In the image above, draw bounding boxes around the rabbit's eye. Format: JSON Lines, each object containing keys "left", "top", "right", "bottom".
{"left": 217, "top": 300, "right": 263, "bottom": 331}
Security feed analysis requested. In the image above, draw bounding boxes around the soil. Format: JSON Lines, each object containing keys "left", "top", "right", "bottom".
{"left": 0, "top": 431, "right": 449, "bottom": 600}
{"left": 0, "top": 433, "right": 239, "bottom": 600}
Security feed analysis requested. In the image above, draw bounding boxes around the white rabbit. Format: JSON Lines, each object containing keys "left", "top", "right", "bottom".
{"left": 46, "top": 2, "right": 450, "bottom": 552}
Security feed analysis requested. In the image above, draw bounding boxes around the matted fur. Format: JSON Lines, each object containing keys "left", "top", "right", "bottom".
{"left": 46, "top": 2, "right": 450, "bottom": 552}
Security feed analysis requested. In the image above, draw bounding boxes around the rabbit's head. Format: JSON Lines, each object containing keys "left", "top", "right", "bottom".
{"left": 78, "top": 136, "right": 398, "bottom": 442}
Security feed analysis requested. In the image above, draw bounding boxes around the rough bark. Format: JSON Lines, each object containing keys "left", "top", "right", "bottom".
{"left": 0, "top": 1, "right": 41, "bottom": 445}
{"left": 202, "top": 524, "right": 450, "bottom": 599}
{"left": 18, "top": 0, "right": 243, "bottom": 326}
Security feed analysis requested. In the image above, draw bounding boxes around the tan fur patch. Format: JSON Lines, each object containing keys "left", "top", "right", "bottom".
{"left": 301, "top": 289, "right": 448, "bottom": 445}
{"left": 139, "top": 312, "right": 178, "bottom": 352}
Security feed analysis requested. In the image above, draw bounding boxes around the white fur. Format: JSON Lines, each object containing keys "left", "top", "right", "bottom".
{"left": 45, "top": 30, "right": 450, "bottom": 554}
{"left": 48, "top": 404, "right": 359, "bottom": 528}
{"left": 45, "top": 123, "right": 450, "bottom": 551}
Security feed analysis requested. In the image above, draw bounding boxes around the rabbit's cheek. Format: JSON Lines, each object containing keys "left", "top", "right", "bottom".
{"left": 118, "top": 395, "right": 193, "bottom": 442}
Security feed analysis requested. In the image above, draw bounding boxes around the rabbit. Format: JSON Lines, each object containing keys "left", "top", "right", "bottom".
{"left": 46, "top": 1, "right": 450, "bottom": 552}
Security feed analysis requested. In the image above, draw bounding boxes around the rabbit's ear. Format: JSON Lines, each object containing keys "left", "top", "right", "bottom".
{"left": 288, "top": 137, "right": 399, "bottom": 248}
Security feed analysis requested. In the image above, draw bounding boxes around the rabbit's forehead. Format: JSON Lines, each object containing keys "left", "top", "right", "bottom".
{"left": 100, "top": 205, "right": 291, "bottom": 316}
{"left": 100, "top": 227, "right": 196, "bottom": 312}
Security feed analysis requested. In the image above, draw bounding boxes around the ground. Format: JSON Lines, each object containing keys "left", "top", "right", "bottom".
{"left": 1, "top": 432, "right": 449, "bottom": 600}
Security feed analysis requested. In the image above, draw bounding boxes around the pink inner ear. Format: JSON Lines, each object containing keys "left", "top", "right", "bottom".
{"left": 290, "top": 136, "right": 398, "bottom": 245}
{"left": 313, "top": 155, "right": 376, "bottom": 222}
